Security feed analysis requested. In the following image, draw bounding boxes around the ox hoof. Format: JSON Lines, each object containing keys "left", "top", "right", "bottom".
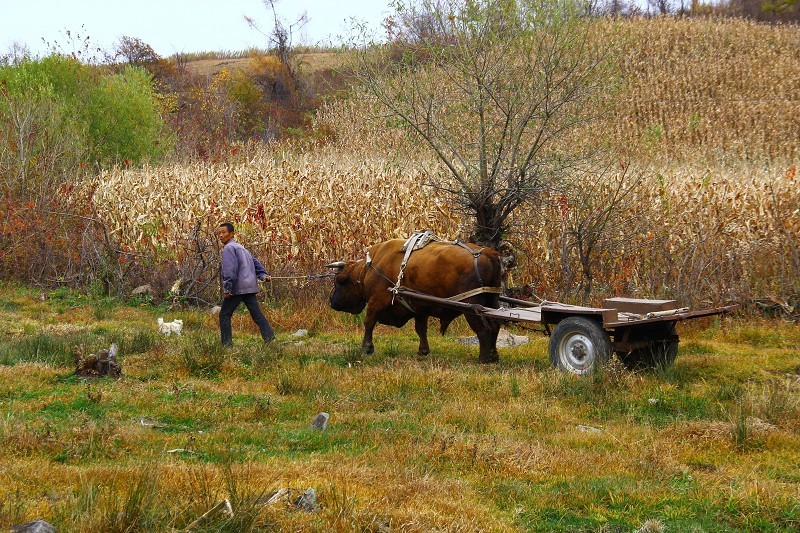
{"left": 416, "top": 349, "right": 430, "bottom": 357}
{"left": 479, "top": 354, "right": 500, "bottom": 364}
{"left": 362, "top": 344, "right": 374, "bottom": 355}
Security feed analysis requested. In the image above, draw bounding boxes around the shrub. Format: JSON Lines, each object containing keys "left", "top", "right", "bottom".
{"left": 180, "top": 334, "right": 226, "bottom": 377}
{"left": 86, "top": 65, "right": 174, "bottom": 165}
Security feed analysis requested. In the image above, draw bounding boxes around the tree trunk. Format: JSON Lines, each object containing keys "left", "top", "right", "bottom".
{"left": 471, "top": 201, "right": 503, "bottom": 248}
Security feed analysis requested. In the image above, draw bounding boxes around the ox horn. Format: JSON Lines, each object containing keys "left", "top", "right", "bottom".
{"left": 325, "top": 261, "right": 346, "bottom": 271}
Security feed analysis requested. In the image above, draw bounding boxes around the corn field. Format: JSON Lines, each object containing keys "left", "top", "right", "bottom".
{"left": 594, "top": 17, "right": 800, "bottom": 160}
{"left": 92, "top": 147, "right": 461, "bottom": 277}
{"left": 91, "top": 17, "right": 800, "bottom": 307}
{"left": 92, "top": 146, "right": 798, "bottom": 307}
{"left": 518, "top": 161, "right": 800, "bottom": 307}
{"left": 317, "top": 17, "right": 800, "bottom": 161}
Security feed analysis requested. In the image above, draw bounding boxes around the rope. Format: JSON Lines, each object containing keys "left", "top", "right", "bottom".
{"left": 263, "top": 274, "right": 335, "bottom": 281}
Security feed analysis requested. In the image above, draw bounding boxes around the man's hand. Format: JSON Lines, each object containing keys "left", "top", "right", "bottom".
{"left": 224, "top": 292, "right": 232, "bottom": 299}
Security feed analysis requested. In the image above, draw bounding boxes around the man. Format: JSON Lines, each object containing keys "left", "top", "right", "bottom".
{"left": 217, "top": 222, "right": 275, "bottom": 346}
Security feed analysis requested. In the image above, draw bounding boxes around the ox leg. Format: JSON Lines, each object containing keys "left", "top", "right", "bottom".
{"left": 415, "top": 315, "right": 430, "bottom": 356}
{"left": 361, "top": 307, "right": 377, "bottom": 355}
{"left": 464, "top": 315, "right": 500, "bottom": 364}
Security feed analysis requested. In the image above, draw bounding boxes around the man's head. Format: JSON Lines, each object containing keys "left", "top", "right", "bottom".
{"left": 217, "top": 222, "right": 235, "bottom": 245}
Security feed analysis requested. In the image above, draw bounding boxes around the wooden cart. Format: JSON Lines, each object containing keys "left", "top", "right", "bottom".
{"left": 394, "top": 288, "right": 737, "bottom": 374}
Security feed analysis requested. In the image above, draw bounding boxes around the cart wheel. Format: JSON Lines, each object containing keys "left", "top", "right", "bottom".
{"left": 625, "top": 323, "right": 679, "bottom": 370}
{"left": 549, "top": 317, "right": 612, "bottom": 375}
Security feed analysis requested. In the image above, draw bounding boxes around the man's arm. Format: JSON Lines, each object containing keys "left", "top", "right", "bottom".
{"left": 221, "top": 246, "right": 238, "bottom": 296}
{"left": 254, "top": 257, "right": 271, "bottom": 282}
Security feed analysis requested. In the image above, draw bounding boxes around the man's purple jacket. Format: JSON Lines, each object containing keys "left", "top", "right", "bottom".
{"left": 221, "top": 239, "right": 268, "bottom": 295}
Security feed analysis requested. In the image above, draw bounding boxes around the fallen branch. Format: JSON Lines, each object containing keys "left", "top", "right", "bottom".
{"left": 185, "top": 499, "right": 233, "bottom": 531}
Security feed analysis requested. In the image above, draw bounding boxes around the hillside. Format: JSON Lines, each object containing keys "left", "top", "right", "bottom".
{"left": 181, "top": 18, "right": 800, "bottom": 160}
{"left": 183, "top": 52, "right": 344, "bottom": 78}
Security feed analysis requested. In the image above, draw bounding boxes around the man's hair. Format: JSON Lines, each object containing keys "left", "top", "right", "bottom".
{"left": 219, "top": 222, "right": 235, "bottom": 233}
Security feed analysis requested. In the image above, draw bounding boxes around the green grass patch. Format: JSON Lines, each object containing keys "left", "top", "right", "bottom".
{"left": 0, "top": 332, "right": 82, "bottom": 366}
{"left": 180, "top": 334, "right": 226, "bottom": 377}
{"left": 0, "top": 299, "right": 21, "bottom": 311}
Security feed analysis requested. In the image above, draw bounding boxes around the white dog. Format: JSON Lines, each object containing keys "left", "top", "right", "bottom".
{"left": 157, "top": 317, "right": 183, "bottom": 336}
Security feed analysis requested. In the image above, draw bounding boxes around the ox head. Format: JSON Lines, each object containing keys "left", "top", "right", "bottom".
{"left": 326, "top": 260, "right": 367, "bottom": 314}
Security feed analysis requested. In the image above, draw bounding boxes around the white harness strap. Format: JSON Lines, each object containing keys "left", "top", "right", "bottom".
{"left": 396, "top": 231, "right": 427, "bottom": 288}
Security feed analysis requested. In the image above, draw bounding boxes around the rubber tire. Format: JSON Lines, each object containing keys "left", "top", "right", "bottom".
{"left": 623, "top": 323, "right": 679, "bottom": 370}
{"left": 549, "top": 316, "right": 612, "bottom": 375}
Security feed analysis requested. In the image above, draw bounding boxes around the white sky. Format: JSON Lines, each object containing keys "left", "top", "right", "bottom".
{"left": 0, "top": 0, "right": 392, "bottom": 58}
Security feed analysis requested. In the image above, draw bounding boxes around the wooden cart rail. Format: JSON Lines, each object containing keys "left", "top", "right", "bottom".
{"left": 394, "top": 288, "right": 738, "bottom": 374}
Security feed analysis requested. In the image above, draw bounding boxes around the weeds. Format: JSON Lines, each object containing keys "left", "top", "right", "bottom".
{"left": 114, "top": 464, "right": 162, "bottom": 531}
{"left": 731, "top": 397, "right": 751, "bottom": 451}
{"left": 91, "top": 297, "right": 119, "bottom": 320}
{"left": 52, "top": 465, "right": 162, "bottom": 531}
{"left": 180, "top": 334, "right": 226, "bottom": 377}
{"left": 120, "top": 328, "right": 159, "bottom": 354}
{"left": 0, "top": 487, "right": 26, "bottom": 527}
{"left": 509, "top": 374, "right": 521, "bottom": 398}
{"left": 342, "top": 341, "right": 364, "bottom": 367}
{"left": 714, "top": 381, "right": 745, "bottom": 402}
{"left": 0, "top": 332, "right": 77, "bottom": 366}
{"left": 218, "top": 457, "right": 271, "bottom": 532}
{"left": 750, "top": 379, "right": 799, "bottom": 428}
{"left": 274, "top": 371, "right": 297, "bottom": 396}
{"left": 383, "top": 338, "right": 402, "bottom": 358}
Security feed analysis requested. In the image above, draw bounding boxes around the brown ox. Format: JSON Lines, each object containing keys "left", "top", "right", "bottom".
{"left": 327, "top": 238, "right": 502, "bottom": 363}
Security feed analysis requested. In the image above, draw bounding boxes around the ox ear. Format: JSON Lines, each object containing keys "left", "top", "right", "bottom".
{"left": 325, "top": 261, "right": 346, "bottom": 271}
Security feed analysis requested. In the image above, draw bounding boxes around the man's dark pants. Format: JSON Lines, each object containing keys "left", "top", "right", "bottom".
{"left": 219, "top": 293, "right": 274, "bottom": 346}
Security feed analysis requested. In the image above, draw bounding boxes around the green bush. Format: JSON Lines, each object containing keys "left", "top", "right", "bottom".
{"left": 0, "top": 54, "right": 173, "bottom": 173}
{"left": 0, "top": 54, "right": 174, "bottom": 285}
{"left": 86, "top": 65, "right": 174, "bottom": 165}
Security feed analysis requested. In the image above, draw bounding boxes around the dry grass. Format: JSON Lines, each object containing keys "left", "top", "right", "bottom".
{"left": 183, "top": 52, "right": 345, "bottom": 78}
{"left": 0, "top": 284, "right": 798, "bottom": 530}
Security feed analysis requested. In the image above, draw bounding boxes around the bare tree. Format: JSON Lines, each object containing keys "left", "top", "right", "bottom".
{"left": 114, "top": 36, "right": 160, "bottom": 65}
{"left": 599, "top": 0, "right": 638, "bottom": 16}
{"left": 353, "top": 0, "right": 611, "bottom": 248}
{"left": 648, "top": 0, "right": 673, "bottom": 15}
{"left": 0, "top": 42, "right": 31, "bottom": 66}
{"left": 558, "top": 163, "right": 646, "bottom": 303}
{"left": 245, "top": 0, "right": 309, "bottom": 96}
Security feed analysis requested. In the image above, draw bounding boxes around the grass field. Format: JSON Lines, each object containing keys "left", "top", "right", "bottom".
{"left": 0, "top": 283, "right": 798, "bottom": 531}
{"left": 183, "top": 52, "right": 344, "bottom": 78}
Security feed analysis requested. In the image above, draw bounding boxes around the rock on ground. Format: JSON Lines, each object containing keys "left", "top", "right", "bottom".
{"left": 295, "top": 488, "right": 319, "bottom": 511}
{"left": 11, "top": 520, "right": 56, "bottom": 533}
{"left": 311, "top": 412, "right": 329, "bottom": 431}
{"left": 458, "top": 328, "right": 529, "bottom": 348}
